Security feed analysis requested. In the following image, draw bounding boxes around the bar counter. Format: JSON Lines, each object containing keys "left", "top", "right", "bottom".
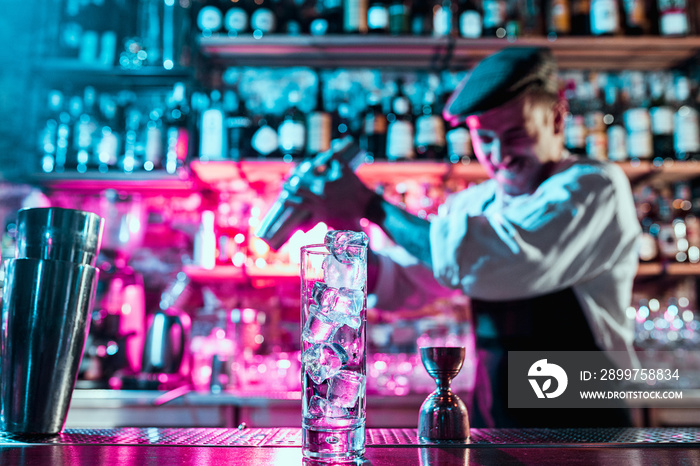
{"left": 1, "top": 427, "right": 699, "bottom": 465}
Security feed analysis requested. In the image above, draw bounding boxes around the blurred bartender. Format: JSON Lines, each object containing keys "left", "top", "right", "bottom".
{"left": 294, "top": 46, "right": 641, "bottom": 427}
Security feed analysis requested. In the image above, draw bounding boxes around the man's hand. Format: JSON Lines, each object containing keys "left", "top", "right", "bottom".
{"left": 293, "top": 160, "right": 376, "bottom": 231}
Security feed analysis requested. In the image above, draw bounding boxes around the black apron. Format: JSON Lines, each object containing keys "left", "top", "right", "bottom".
{"left": 469, "top": 287, "right": 632, "bottom": 428}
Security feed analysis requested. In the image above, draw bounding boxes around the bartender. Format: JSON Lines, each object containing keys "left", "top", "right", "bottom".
{"left": 294, "top": 46, "right": 641, "bottom": 427}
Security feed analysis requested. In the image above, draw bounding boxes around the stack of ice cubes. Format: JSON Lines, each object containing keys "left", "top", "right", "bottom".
{"left": 302, "top": 231, "right": 369, "bottom": 419}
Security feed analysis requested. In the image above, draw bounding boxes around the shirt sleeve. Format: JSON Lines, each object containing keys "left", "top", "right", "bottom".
{"left": 370, "top": 246, "right": 459, "bottom": 312}
{"left": 429, "top": 163, "right": 635, "bottom": 301}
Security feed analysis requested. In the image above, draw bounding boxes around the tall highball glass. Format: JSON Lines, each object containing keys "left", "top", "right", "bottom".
{"left": 300, "top": 242, "right": 367, "bottom": 462}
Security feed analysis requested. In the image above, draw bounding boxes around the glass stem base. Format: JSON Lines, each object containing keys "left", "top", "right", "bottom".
{"left": 302, "top": 423, "right": 365, "bottom": 462}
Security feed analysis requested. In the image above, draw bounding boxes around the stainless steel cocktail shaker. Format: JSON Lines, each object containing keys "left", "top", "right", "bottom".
{"left": 1, "top": 207, "right": 104, "bottom": 434}
{"left": 256, "top": 137, "right": 364, "bottom": 250}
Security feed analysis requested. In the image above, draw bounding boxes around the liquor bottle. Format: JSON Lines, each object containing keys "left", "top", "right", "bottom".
{"left": 39, "top": 91, "right": 63, "bottom": 173}
{"left": 520, "top": 0, "right": 543, "bottom": 36}
{"left": 623, "top": 71, "right": 653, "bottom": 161}
{"left": 200, "top": 90, "right": 228, "bottom": 161}
{"left": 590, "top": 0, "right": 622, "bottom": 35}
{"left": 250, "top": 96, "right": 280, "bottom": 159}
{"left": 433, "top": 0, "right": 455, "bottom": 37}
{"left": 65, "top": 95, "right": 83, "bottom": 171}
{"left": 622, "top": 0, "right": 649, "bottom": 34}
{"left": 482, "top": 0, "right": 507, "bottom": 37}
{"left": 446, "top": 123, "right": 473, "bottom": 164}
{"left": 410, "top": 0, "right": 432, "bottom": 35}
{"left": 603, "top": 79, "right": 628, "bottom": 162}
{"left": 344, "top": 0, "right": 369, "bottom": 33}
{"left": 278, "top": 90, "right": 307, "bottom": 161}
{"left": 504, "top": 0, "right": 522, "bottom": 39}
{"left": 250, "top": 0, "right": 277, "bottom": 36}
{"left": 548, "top": 0, "right": 572, "bottom": 36}
{"left": 55, "top": 100, "right": 74, "bottom": 173}
{"left": 143, "top": 100, "right": 164, "bottom": 172}
{"left": 388, "top": 0, "right": 410, "bottom": 35}
{"left": 310, "top": 0, "right": 344, "bottom": 35}
{"left": 360, "top": 91, "right": 388, "bottom": 161}
{"left": 657, "top": 0, "right": 689, "bottom": 36}
{"left": 137, "top": 0, "right": 163, "bottom": 66}
{"left": 386, "top": 79, "right": 415, "bottom": 160}
{"left": 224, "top": 89, "right": 253, "bottom": 161}
{"left": 637, "top": 186, "right": 660, "bottom": 263}
{"left": 673, "top": 75, "right": 700, "bottom": 161}
{"left": 164, "top": 82, "right": 191, "bottom": 174}
{"left": 77, "top": 0, "right": 101, "bottom": 65}
{"left": 367, "top": 0, "right": 390, "bottom": 33}
{"left": 457, "top": 0, "right": 483, "bottom": 38}
{"left": 196, "top": 1, "right": 224, "bottom": 36}
{"left": 223, "top": 1, "right": 250, "bottom": 36}
{"left": 415, "top": 91, "right": 447, "bottom": 159}
{"left": 270, "top": 0, "right": 300, "bottom": 34}
{"left": 670, "top": 181, "right": 694, "bottom": 263}
{"left": 332, "top": 101, "right": 356, "bottom": 140}
{"left": 564, "top": 114, "right": 587, "bottom": 156}
{"left": 563, "top": 72, "right": 587, "bottom": 156}
{"left": 306, "top": 81, "right": 332, "bottom": 156}
{"left": 74, "top": 87, "right": 99, "bottom": 173}
{"left": 99, "top": 0, "right": 123, "bottom": 67}
{"left": 571, "top": 0, "right": 591, "bottom": 34}
{"left": 680, "top": 182, "right": 700, "bottom": 264}
{"left": 121, "top": 107, "right": 143, "bottom": 173}
{"left": 194, "top": 211, "right": 217, "bottom": 270}
{"left": 57, "top": 0, "right": 83, "bottom": 59}
{"left": 657, "top": 186, "right": 681, "bottom": 263}
{"left": 649, "top": 72, "right": 675, "bottom": 161}
{"left": 96, "top": 93, "right": 122, "bottom": 173}
{"left": 283, "top": 0, "right": 307, "bottom": 35}
{"left": 584, "top": 74, "right": 608, "bottom": 161}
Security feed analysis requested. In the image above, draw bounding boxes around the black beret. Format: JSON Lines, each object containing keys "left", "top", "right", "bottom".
{"left": 444, "top": 46, "right": 558, "bottom": 120}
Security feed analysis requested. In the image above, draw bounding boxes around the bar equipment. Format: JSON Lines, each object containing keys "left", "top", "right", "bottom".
{"left": 256, "top": 137, "right": 364, "bottom": 251}
{"left": 78, "top": 191, "right": 148, "bottom": 387}
{"left": 301, "top": 231, "right": 368, "bottom": 462}
{"left": 418, "top": 346, "right": 470, "bottom": 442}
{"left": 121, "top": 272, "right": 193, "bottom": 390}
{"left": 1, "top": 207, "right": 103, "bottom": 434}
{"left": 142, "top": 308, "right": 189, "bottom": 376}
{"left": 16, "top": 206, "right": 103, "bottom": 266}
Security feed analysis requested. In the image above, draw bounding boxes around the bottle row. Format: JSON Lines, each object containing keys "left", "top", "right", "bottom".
{"left": 51, "top": 0, "right": 192, "bottom": 69}
{"left": 631, "top": 294, "right": 700, "bottom": 349}
{"left": 37, "top": 66, "right": 700, "bottom": 174}
{"left": 38, "top": 84, "right": 191, "bottom": 174}
{"left": 636, "top": 182, "right": 700, "bottom": 265}
{"left": 37, "top": 69, "right": 465, "bottom": 174}
{"left": 563, "top": 70, "right": 700, "bottom": 163}
{"left": 49, "top": 0, "right": 698, "bottom": 70}
{"left": 193, "top": 0, "right": 697, "bottom": 39}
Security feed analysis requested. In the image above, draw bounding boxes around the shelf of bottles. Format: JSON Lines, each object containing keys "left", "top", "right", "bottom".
{"left": 198, "top": 35, "right": 700, "bottom": 71}
{"left": 45, "top": 0, "right": 193, "bottom": 74}
{"left": 35, "top": 64, "right": 700, "bottom": 187}
{"left": 47, "top": 0, "right": 700, "bottom": 73}
{"left": 194, "top": 0, "right": 700, "bottom": 70}
{"left": 34, "top": 0, "right": 700, "bottom": 185}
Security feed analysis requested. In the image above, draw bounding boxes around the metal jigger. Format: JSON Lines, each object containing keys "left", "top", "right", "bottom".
{"left": 418, "top": 347, "right": 470, "bottom": 442}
